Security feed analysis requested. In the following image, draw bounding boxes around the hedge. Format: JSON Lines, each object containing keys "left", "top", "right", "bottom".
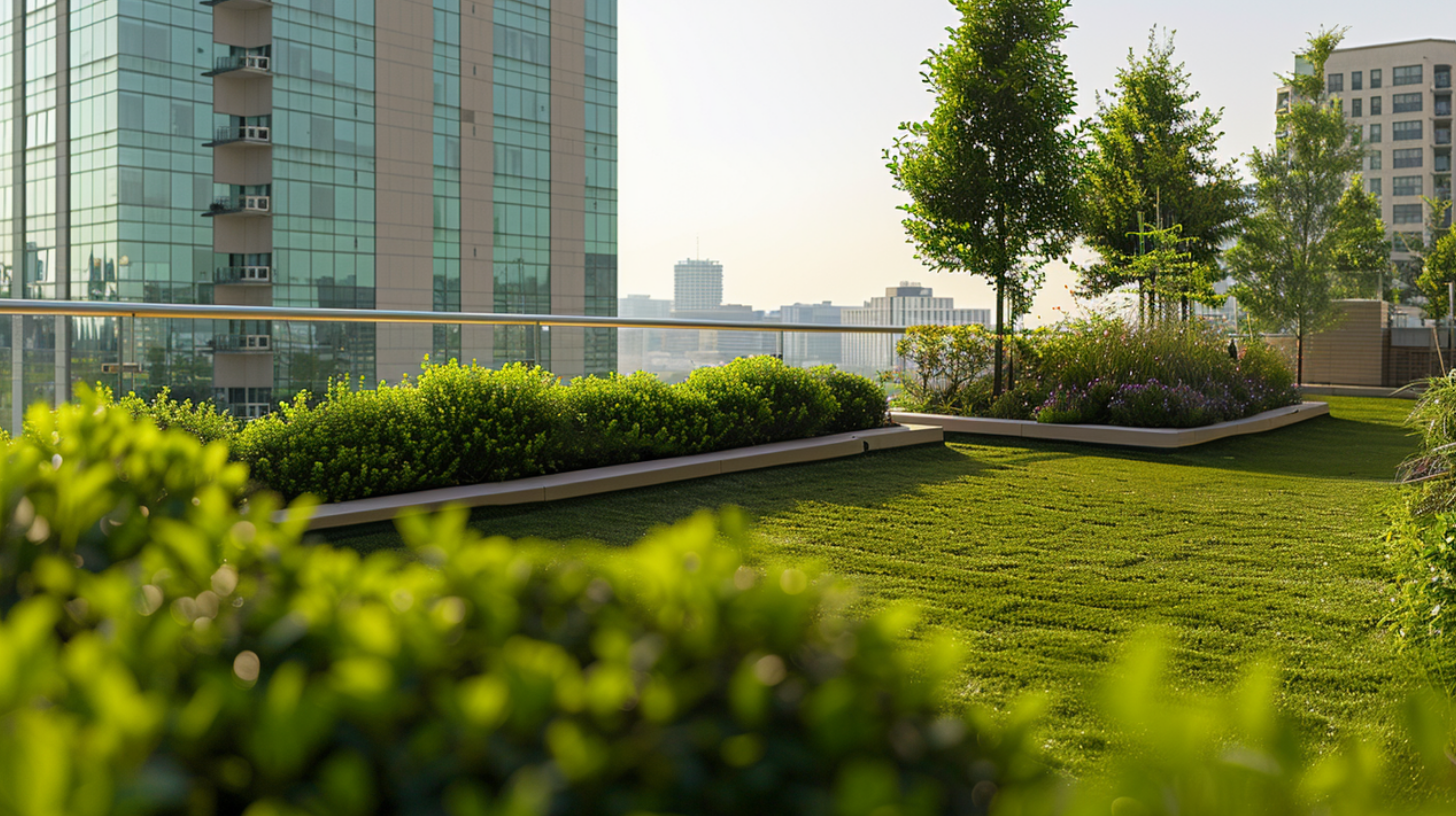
{"left": 233, "top": 358, "right": 888, "bottom": 502}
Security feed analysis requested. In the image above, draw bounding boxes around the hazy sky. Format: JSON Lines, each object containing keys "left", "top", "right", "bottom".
{"left": 616, "top": 0, "right": 1441, "bottom": 324}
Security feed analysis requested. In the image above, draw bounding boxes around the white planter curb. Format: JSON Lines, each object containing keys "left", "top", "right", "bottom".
{"left": 889, "top": 401, "right": 1329, "bottom": 450}
{"left": 292, "top": 423, "right": 945, "bottom": 531}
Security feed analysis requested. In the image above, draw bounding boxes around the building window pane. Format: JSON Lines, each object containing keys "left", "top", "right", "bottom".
{"left": 1368, "top": 177, "right": 1382, "bottom": 196}
{"left": 1392, "top": 92, "right": 1423, "bottom": 113}
{"left": 1371, "top": 69, "right": 1383, "bottom": 89}
{"left": 1393, "top": 121, "right": 1423, "bottom": 141}
{"left": 1352, "top": 70, "right": 1363, "bottom": 91}
{"left": 1392, "top": 65, "right": 1423, "bottom": 86}
{"left": 1393, "top": 203, "right": 1423, "bottom": 223}
{"left": 1371, "top": 96, "right": 1382, "bottom": 115}
{"left": 1368, "top": 150, "right": 1382, "bottom": 171}
{"left": 1369, "top": 123, "right": 1382, "bottom": 143}
{"left": 1328, "top": 73, "right": 1344, "bottom": 93}
{"left": 1352, "top": 98, "right": 1362, "bottom": 117}
{"left": 1392, "top": 148, "right": 1424, "bottom": 168}
{"left": 1393, "top": 176, "right": 1423, "bottom": 196}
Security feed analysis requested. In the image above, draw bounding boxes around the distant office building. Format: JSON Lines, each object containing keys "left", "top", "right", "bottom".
{"left": 1282, "top": 40, "right": 1453, "bottom": 299}
{"left": 779, "top": 301, "right": 845, "bottom": 367}
{"left": 842, "top": 283, "right": 990, "bottom": 375}
{"left": 674, "top": 258, "right": 724, "bottom": 311}
{"left": 669, "top": 304, "right": 775, "bottom": 360}
{"left": 617, "top": 294, "right": 672, "bottom": 374}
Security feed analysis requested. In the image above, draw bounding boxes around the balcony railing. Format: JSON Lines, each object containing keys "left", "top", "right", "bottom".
{"left": 214, "top": 334, "right": 273, "bottom": 353}
{"left": 200, "top": 0, "right": 272, "bottom": 7}
{"left": 203, "top": 195, "right": 271, "bottom": 217}
{"left": 214, "top": 265, "right": 273, "bottom": 284}
{"left": 204, "top": 125, "right": 271, "bottom": 147}
{"left": 203, "top": 54, "right": 271, "bottom": 77}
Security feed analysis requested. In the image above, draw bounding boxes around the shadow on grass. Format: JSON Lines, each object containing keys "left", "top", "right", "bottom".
{"left": 945, "top": 410, "right": 1415, "bottom": 483}
{"left": 315, "top": 442, "right": 995, "bottom": 553}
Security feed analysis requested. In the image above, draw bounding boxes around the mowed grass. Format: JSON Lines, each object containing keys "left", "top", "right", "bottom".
{"left": 319, "top": 396, "right": 1422, "bottom": 775}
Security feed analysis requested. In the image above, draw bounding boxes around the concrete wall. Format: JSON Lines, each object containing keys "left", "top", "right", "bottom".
{"left": 1268, "top": 300, "right": 1389, "bottom": 386}
{"left": 549, "top": 0, "right": 588, "bottom": 380}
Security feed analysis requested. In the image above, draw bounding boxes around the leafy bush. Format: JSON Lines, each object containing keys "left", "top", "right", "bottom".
{"left": 233, "top": 358, "right": 883, "bottom": 502}
{"left": 0, "top": 394, "right": 1047, "bottom": 815}
{"left": 813, "top": 366, "right": 888, "bottom": 435}
{"left": 112, "top": 386, "right": 241, "bottom": 446}
{"left": 561, "top": 371, "right": 715, "bottom": 466}
{"left": 683, "top": 356, "right": 838, "bottom": 449}
{"left": 886, "top": 317, "right": 1300, "bottom": 428}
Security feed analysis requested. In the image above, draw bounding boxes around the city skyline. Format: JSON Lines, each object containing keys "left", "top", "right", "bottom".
{"left": 617, "top": 0, "right": 1445, "bottom": 325}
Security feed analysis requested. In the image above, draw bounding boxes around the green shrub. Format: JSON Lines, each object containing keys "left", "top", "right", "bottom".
{"left": 413, "top": 361, "right": 571, "bottom": 484}
{"left": 112, "top": 386, "right": 241, "bottom": 446}
{"left": 888, "top": 325, "right": 995, "bottom": 415}
{"left": 683, "top": 356, "right": 838, "bottom": 449}
{"left": 562, "top": 371, "right": 715, "bottom": 465}
{"left": 0, "top": 394, "right": 1047, "bottom": 815}
{"left": 812, "top": 366, "right": 888, "bottom": 435}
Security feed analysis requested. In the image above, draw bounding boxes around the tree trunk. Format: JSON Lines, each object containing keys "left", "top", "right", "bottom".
{"left": 993, "top": 273, "right": 1005, "bottom": 396}
{"left": 1296, "top": 325, "right": 1304, "bottom": 385}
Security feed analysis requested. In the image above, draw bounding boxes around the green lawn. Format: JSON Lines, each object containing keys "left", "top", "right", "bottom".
{"left": 319, "top": 396, "right": 1422, "bottom": 775}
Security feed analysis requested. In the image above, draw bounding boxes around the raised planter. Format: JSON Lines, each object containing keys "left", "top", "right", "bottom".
{"left": 292, "top": 423, "right": 944, "bottom": 530}
{"left": 889, "top": 401, "right": 1329, "bottom": 450}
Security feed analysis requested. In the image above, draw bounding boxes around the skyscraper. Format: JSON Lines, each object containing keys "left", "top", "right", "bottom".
{"left": 1, "top": 0, "right": 616, "bottom": 430}
{"left": 673, "top": 257, "right": 722, "bottom": 312}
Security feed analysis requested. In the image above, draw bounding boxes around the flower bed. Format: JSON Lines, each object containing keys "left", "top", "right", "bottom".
{"left": 887, "top": 318, "right": 1300, "bottom": 428}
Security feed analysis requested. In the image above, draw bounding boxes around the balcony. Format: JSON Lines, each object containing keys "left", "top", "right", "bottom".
{"left": 214, "top": 265, "right": 273, "bottom": 284}
{"left": 203, "top": 53, "right": 271, "bottom": 78}
{"left": 203, "top": 124, "right": 271, "bottom": 148}
{"left": 200, "top": 0, "right": 271, "bottom": 7}
{"left": 203, "top": 195, "right": 271, "bottom": 217}
{"left": 214, "top": 333, "right": 273, "bottom": 353}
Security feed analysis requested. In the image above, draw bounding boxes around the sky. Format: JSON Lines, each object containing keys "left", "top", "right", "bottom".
{"left": 615, "top": 0, "right": 1442, "bottom": 325}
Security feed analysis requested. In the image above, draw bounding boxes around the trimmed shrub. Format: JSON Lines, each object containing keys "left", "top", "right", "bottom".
{"left": 0, "top": 395, "right": 1045, "bottom": 815}
{"left": 812, "top": 366, "right": 888, "bottom": 435}
{"left": 683, "top": 356, "right": 838, "bottom": 449}
{"left": 562, "top": 371, "right": 716, "bottom": 466}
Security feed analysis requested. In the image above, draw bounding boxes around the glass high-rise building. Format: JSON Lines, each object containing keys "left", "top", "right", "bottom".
{"left": 1, "top": 0, "right": 616, "bottom": 430}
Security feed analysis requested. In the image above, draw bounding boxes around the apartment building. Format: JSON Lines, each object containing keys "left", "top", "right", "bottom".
{"left": 1, "top": 0, "right": 616, "bottom": 430}
{"left": 1308, "top": 40, "right": 1454, "bottom": 288}
{"left": 672, "top": 257, "right": 722, "bottom": 312}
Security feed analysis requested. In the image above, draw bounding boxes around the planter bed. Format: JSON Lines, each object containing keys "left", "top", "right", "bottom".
{"left": 889, "top": 401, "right": 1329, "bottom": 450}
{"left": 291, "top": 423, "right": 944, "bottom": 530}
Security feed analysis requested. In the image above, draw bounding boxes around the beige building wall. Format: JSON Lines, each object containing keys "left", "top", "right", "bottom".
{"left": 1269, "top": 300, "right": 1389, "bottom": 386}
{"left": 373, "top": 0, "right": 438, "bottom": 382}
{"left": 549, "top": 0, "right": 588, "bottom": 380}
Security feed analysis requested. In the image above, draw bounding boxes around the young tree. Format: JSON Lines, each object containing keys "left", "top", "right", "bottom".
{"left": 886, "top": 0, "right": 1080, "bottom": 395}
{"left": 1415, "top": 201, "right": 1456, "bottom": 319}
{"left": 1329, "top": 177, "right": 1390, "bottom": 299}
{"left": 1225, "top": 28, "right": 1364, "bottom": 384}
{"left": 1078, "top": 30, "right": 1247, "bottom": 320}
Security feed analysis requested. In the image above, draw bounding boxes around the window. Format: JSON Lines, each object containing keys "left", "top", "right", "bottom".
{"left": 1369, "top": 123, "right": 1382, "bottom": 143}
{"left": 1439, "top": 95, "right": 1454, "bottom": 116}
{"left": 1369, "top": 150, "right": 1382, "bottom": 170}
{"left": 1368, "top": 177, "right": 1382, "bottom": 196}
{"left": 1438, "top": 153, "right": 1452, "bottom": 173}
{"left": 1393, "top": 65, "right": 1423, "bottom": 86}
{"left": 1393, "top": 121, "right": 1423, "bottom": 141}
{"left": 1352, "top": 98, "right": 1363, "bottom": 117}
{"left": 1371, "top": 69, "right": 1383, "bottom": 89}
{"left": 1393, "top": 147, "right": 1424, "bottom": 168}
{"left": 1393, "top": 176, "right": 1423, "bottom": 196}
{"left": 1371, "top": 96, "right": 1382, "bottom": 115}
{"left": 1393, "top": 203, "right": 1423, "bottom": 223}
{"left": 1328, "top": 73, "right": 1344, "bottom": 93}
{"left": 1352, "top": 70, "right": 1363, "bottom": 91}
{"left": 1439, "top": 66, "right": 1452, "bottom": 89}
{"left": 1393, "top": 92, "right": 1424, "bottom": 113}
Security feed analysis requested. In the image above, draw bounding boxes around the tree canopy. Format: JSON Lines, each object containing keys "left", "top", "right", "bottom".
{"left": 1078, "top": 30, "right": 1247, "bottom": 318}
{"left": 886, "top": 0, "right": 1081, "bottom": 394}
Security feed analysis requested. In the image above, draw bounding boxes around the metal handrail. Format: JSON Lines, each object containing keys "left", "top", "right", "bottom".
{"left": 0, "top": 299, "right": 914, "bottom": 335}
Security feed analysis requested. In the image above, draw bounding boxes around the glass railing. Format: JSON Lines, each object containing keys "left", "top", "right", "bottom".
{"left": 206, "top": 125, "right": 271, "bottom": 146}
{"left": 214, "top": 266, "right": 273, "bottom": 284}
{"left": 204, "top": 195, "right": 271, "bottom": 216}
{"left": 206, "top": 54, "right": 270, "bottom": 75}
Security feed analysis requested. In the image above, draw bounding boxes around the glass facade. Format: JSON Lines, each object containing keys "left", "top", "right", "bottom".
{"left": 271, "top": 0, "right": 378, "bottom": 401}
{"left": 432, "top": 0, "right": 460, "bottom": 361}
{"left": 582, "top": 0, "right": 615, "bottom": 373}
{"left": 491, "top": 0, "right": 551, "bottom": 368}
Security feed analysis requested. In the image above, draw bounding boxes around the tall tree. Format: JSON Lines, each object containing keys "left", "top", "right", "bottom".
{"left": 1414, "top": 201, "right": 1456, "bottom": 319}
{"left": 1078, "top": 30, "right": 1247, "bottom": 319}
{"left": 1329, "top": 176, "right": 1390, "bottom": 299}
{"left": 886, "top": 0, "right": 1081, "bottom": 395}
{"left": 1225, "top": 28, "right": 1364, "bottom": 384}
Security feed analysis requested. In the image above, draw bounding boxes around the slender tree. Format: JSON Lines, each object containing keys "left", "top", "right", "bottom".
{"left": 1225, "top": 28, "right": 1364, "bottom": 384}
{"left": 886, "top": 0, "right": 1081, "bottom": 395}
{"left": 1078, "top": 30, "right": 1247, "bottom": 320}
{"left": 1329, "top": 176, "right": 1390, "bottom": 299}
{"left": 1415, "top": 201, "right": 1456, "bottom": 319}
